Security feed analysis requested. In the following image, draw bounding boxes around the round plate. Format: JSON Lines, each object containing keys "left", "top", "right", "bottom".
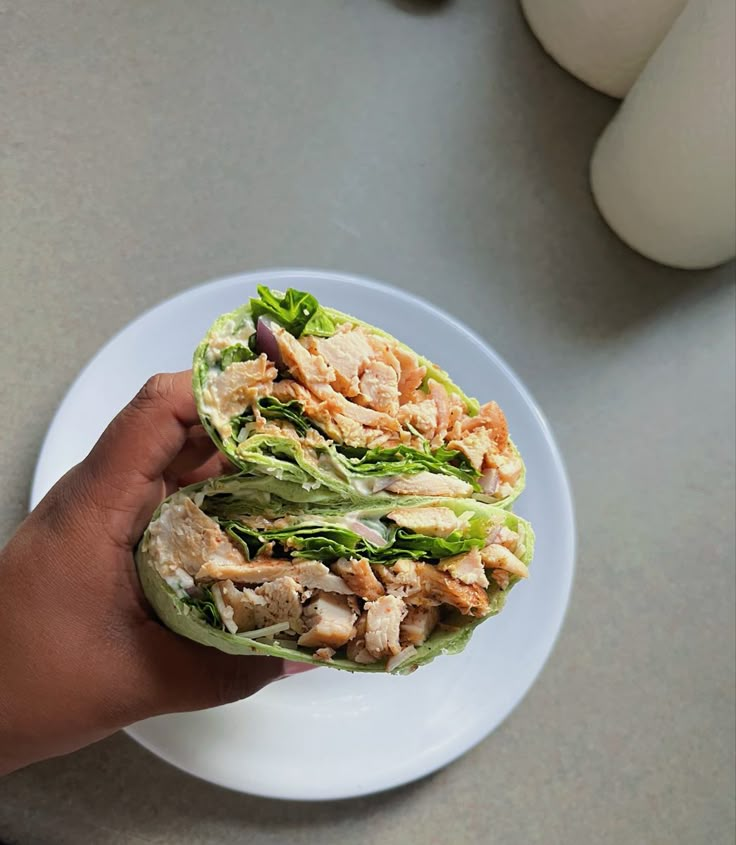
{"left": 31, "top": 269, "right": 575, "bottom": 800}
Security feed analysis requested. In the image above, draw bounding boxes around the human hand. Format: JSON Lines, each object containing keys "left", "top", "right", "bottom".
{"left": 0, "top": 372, "right": 311, "bottom": 776}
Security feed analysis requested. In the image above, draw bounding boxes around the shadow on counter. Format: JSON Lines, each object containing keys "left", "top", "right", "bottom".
{"left": 429, "top": 1, "right": 734, "bottom": 340}
{"left": 387, "top": 0, "right": 455, "bottom": 15}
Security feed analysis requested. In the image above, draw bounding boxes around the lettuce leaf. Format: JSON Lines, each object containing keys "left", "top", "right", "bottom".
{"left": 182, "top": 586, "right": 222, "bottom": 627}
{"left": 225, "top": 521, "right": 481, "bottom": 564}
{"left": 220, "top": 344, "right": 256, "bottom": 368}
{"left": 229, "top": 395, "right": 480, "bottom": 488}
{"left": 250, "top": 285, "right": 336, "bottom": 338}
{"left": 337, "top": 442, "right": 480, "bottom": 488}
{"left": 231, "top": 397, "right": 315, "bottom": 441}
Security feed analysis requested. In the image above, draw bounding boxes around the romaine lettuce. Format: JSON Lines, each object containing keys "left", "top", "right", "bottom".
{"left": 250, "top": 285, "right": 336, "bottom": 338}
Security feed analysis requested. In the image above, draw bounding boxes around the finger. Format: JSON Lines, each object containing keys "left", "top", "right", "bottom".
{"left": 67, "top": 372, "right": 199, "bottom": 546}
{"left": 86, "top": 372, "right": 199, "bottom": 490}
{"left": 163, "top": 426, "right": 219, "bottom": 484}
{"left": 171, "top": 452, "right": 237, "bottom": 492}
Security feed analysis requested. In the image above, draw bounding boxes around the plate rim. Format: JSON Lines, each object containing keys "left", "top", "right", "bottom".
{"left": 30, "top": 267, "right": 576, "bottom": 800}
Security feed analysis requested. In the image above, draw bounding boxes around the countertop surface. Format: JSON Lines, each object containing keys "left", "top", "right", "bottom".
{"left": 1, "top": 2, "right": 734, "bottom": 843}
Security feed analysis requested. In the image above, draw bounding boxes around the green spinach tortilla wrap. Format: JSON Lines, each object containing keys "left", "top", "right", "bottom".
{"left": 136, "top": 476, "right": 534, "bottom": 674}
{"left": 193, "top": 287, "right": 525, "bottom": 508}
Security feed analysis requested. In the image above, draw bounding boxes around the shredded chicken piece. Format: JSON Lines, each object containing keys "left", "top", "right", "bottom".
{"left": 364, "top": 333, "right": 402, "bottom": 379}
{"left": 311, "top": 327, "right": 373, "bottom": 397}
{"left": 203, "top": 355, "right": 278, "bottom": 436}
{"left": 211, "top": 580, "right": 254, "bottom": 633}
{"left": 273, "top": 324, "right": 398, "bottom": 436}
{"left": 387, "top": 506, "right": 468, "bottom": 538}
{"left": 496, "top": 454, "right": 523, "bottom": 486}
{"left": 479, "top": 544, "right": 529, "bottom": 579}
{"left": 447, "top": 429, "right": 495, "bottom": 472}
{"left": 374, "top": 559, "right": 422, "bottom": 600}
{"left": 428, "top": 380, "right": 451, "bottom": 445}
{"left": 461, "top": 401, "right": 508, "bottom": 450}
{"left": 446, "top": 392, "right": 467, "bottom": 433}
{"left": 332, "top": 413, "right": 367, "bottom": 447}
{"left": 256, "top": 577, "right": 306, "bottom": 632}
{"left": 397, "top": 399, "right": 438, "bottom": 440}
{"left": 309, "top": 381, "right": 399, "bottom": 430}
{"left": 437, "top": 547, "right": 489, "bottom": 588}
{"left": 364, "top": 595, "right": 407, "bottom": 658}
{"left": 393, "top": 346, "right": 426, "bottom": 402}
{"left": 331, "top": 557, "right": 385, "bottom": 601}
{"left": 270, "top": 379, "right": 312, "bottom": 404}
{"left": 386, "top": 472, "right": 473, "bottom": 498}
{"left": 272, "top": 324, "right": 334, "bottom": 384}
{"left": 400, "top": 606, "right": 440, "bottom": 647}
{"left": 298, "top": 593, "right": 358, "bottom": 649}
{"left": 210, "top": 580, "right": 248, "bottom": 634}
{"left": 356, "top": 360, "right": 400, "bottom": 415}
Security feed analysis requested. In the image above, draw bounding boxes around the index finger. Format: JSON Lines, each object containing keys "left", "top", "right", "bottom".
{"left": 87, "top": 371, "right": 200, "bottom": 485}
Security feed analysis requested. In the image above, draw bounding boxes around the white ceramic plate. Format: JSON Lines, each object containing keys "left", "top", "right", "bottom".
{"left": 31, "top": 269, "right": 575, "bottom": 801}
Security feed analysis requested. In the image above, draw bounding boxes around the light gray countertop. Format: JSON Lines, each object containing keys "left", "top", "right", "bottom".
{"left": 1, "top": 1, "right": 734, "bottom": 843}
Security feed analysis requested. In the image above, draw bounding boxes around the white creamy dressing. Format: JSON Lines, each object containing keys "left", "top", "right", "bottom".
{"left": 349, "top": 476, "right": 400, "bottom": 496}
{"left": 199, "top": 318, "right": 256, "bottom": 434}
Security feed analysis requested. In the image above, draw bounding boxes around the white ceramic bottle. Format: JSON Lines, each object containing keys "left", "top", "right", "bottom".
{"left": 520, "top": 0, "right": 688, "bottom": 97}
{"left": 590, "top": 0, "right": 736, "bottom": 270}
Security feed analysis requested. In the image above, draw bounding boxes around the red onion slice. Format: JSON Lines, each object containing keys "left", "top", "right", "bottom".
{"left": 255, "top": 317, "right": 284, "bottom": 367}
{"left": 372, "top": 476, "right": 398, "bottom": 493}
{"left": 342, "top": 519, "right": 387, "bottom": 547}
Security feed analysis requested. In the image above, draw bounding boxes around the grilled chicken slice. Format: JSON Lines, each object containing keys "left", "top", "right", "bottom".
{"left": 374, "top": 559, "right": 422, "bottom": 600}
{"left": 385, "top": 472, "right": 473, "bottom": 498}
{"left": 436, "top": 547, "right": 489, "bottom": 588}
{"left": 426, "top": 380, "right": 450, "bottom": 444}
{"left": 298, "top": 593, "right": 358, "bottom": 649}
{"left": 346, "top": 612, "right": 379, "bottom": 664}
{"left": 400, "top": 606, "right": 440, "bottom": 647}
{"left": 212, "top": 576, "right": 304, "bottom": 634}
{"left": 488, "top": 524, "right": 520, "bottom": 552}
{"left": 479, "top": 544, "right": 529, "bottom": 579}
{"left": 331, "top": 557, "right": 385, "bottom": 601}
{"left": 196, "top": 557, "right": 352, "bottom": 594}
{"left": 364, "top": 595, "right": 407, "bottom": 658}
{"left": 149, "top": 497, "right": 245, "bottom": 591}
{"left": 387, "top": 506, "right": 468, "bottom": 538}
{"left": 413, "top": 563, "right": 490, "bottom": 617}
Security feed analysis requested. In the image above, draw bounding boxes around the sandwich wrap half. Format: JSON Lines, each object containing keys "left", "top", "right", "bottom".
{"left": 193, "top": 287, "right": 525, "bottom": 508}
{"left": 135, "top": 476, "right": 534, "bottom": 674}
